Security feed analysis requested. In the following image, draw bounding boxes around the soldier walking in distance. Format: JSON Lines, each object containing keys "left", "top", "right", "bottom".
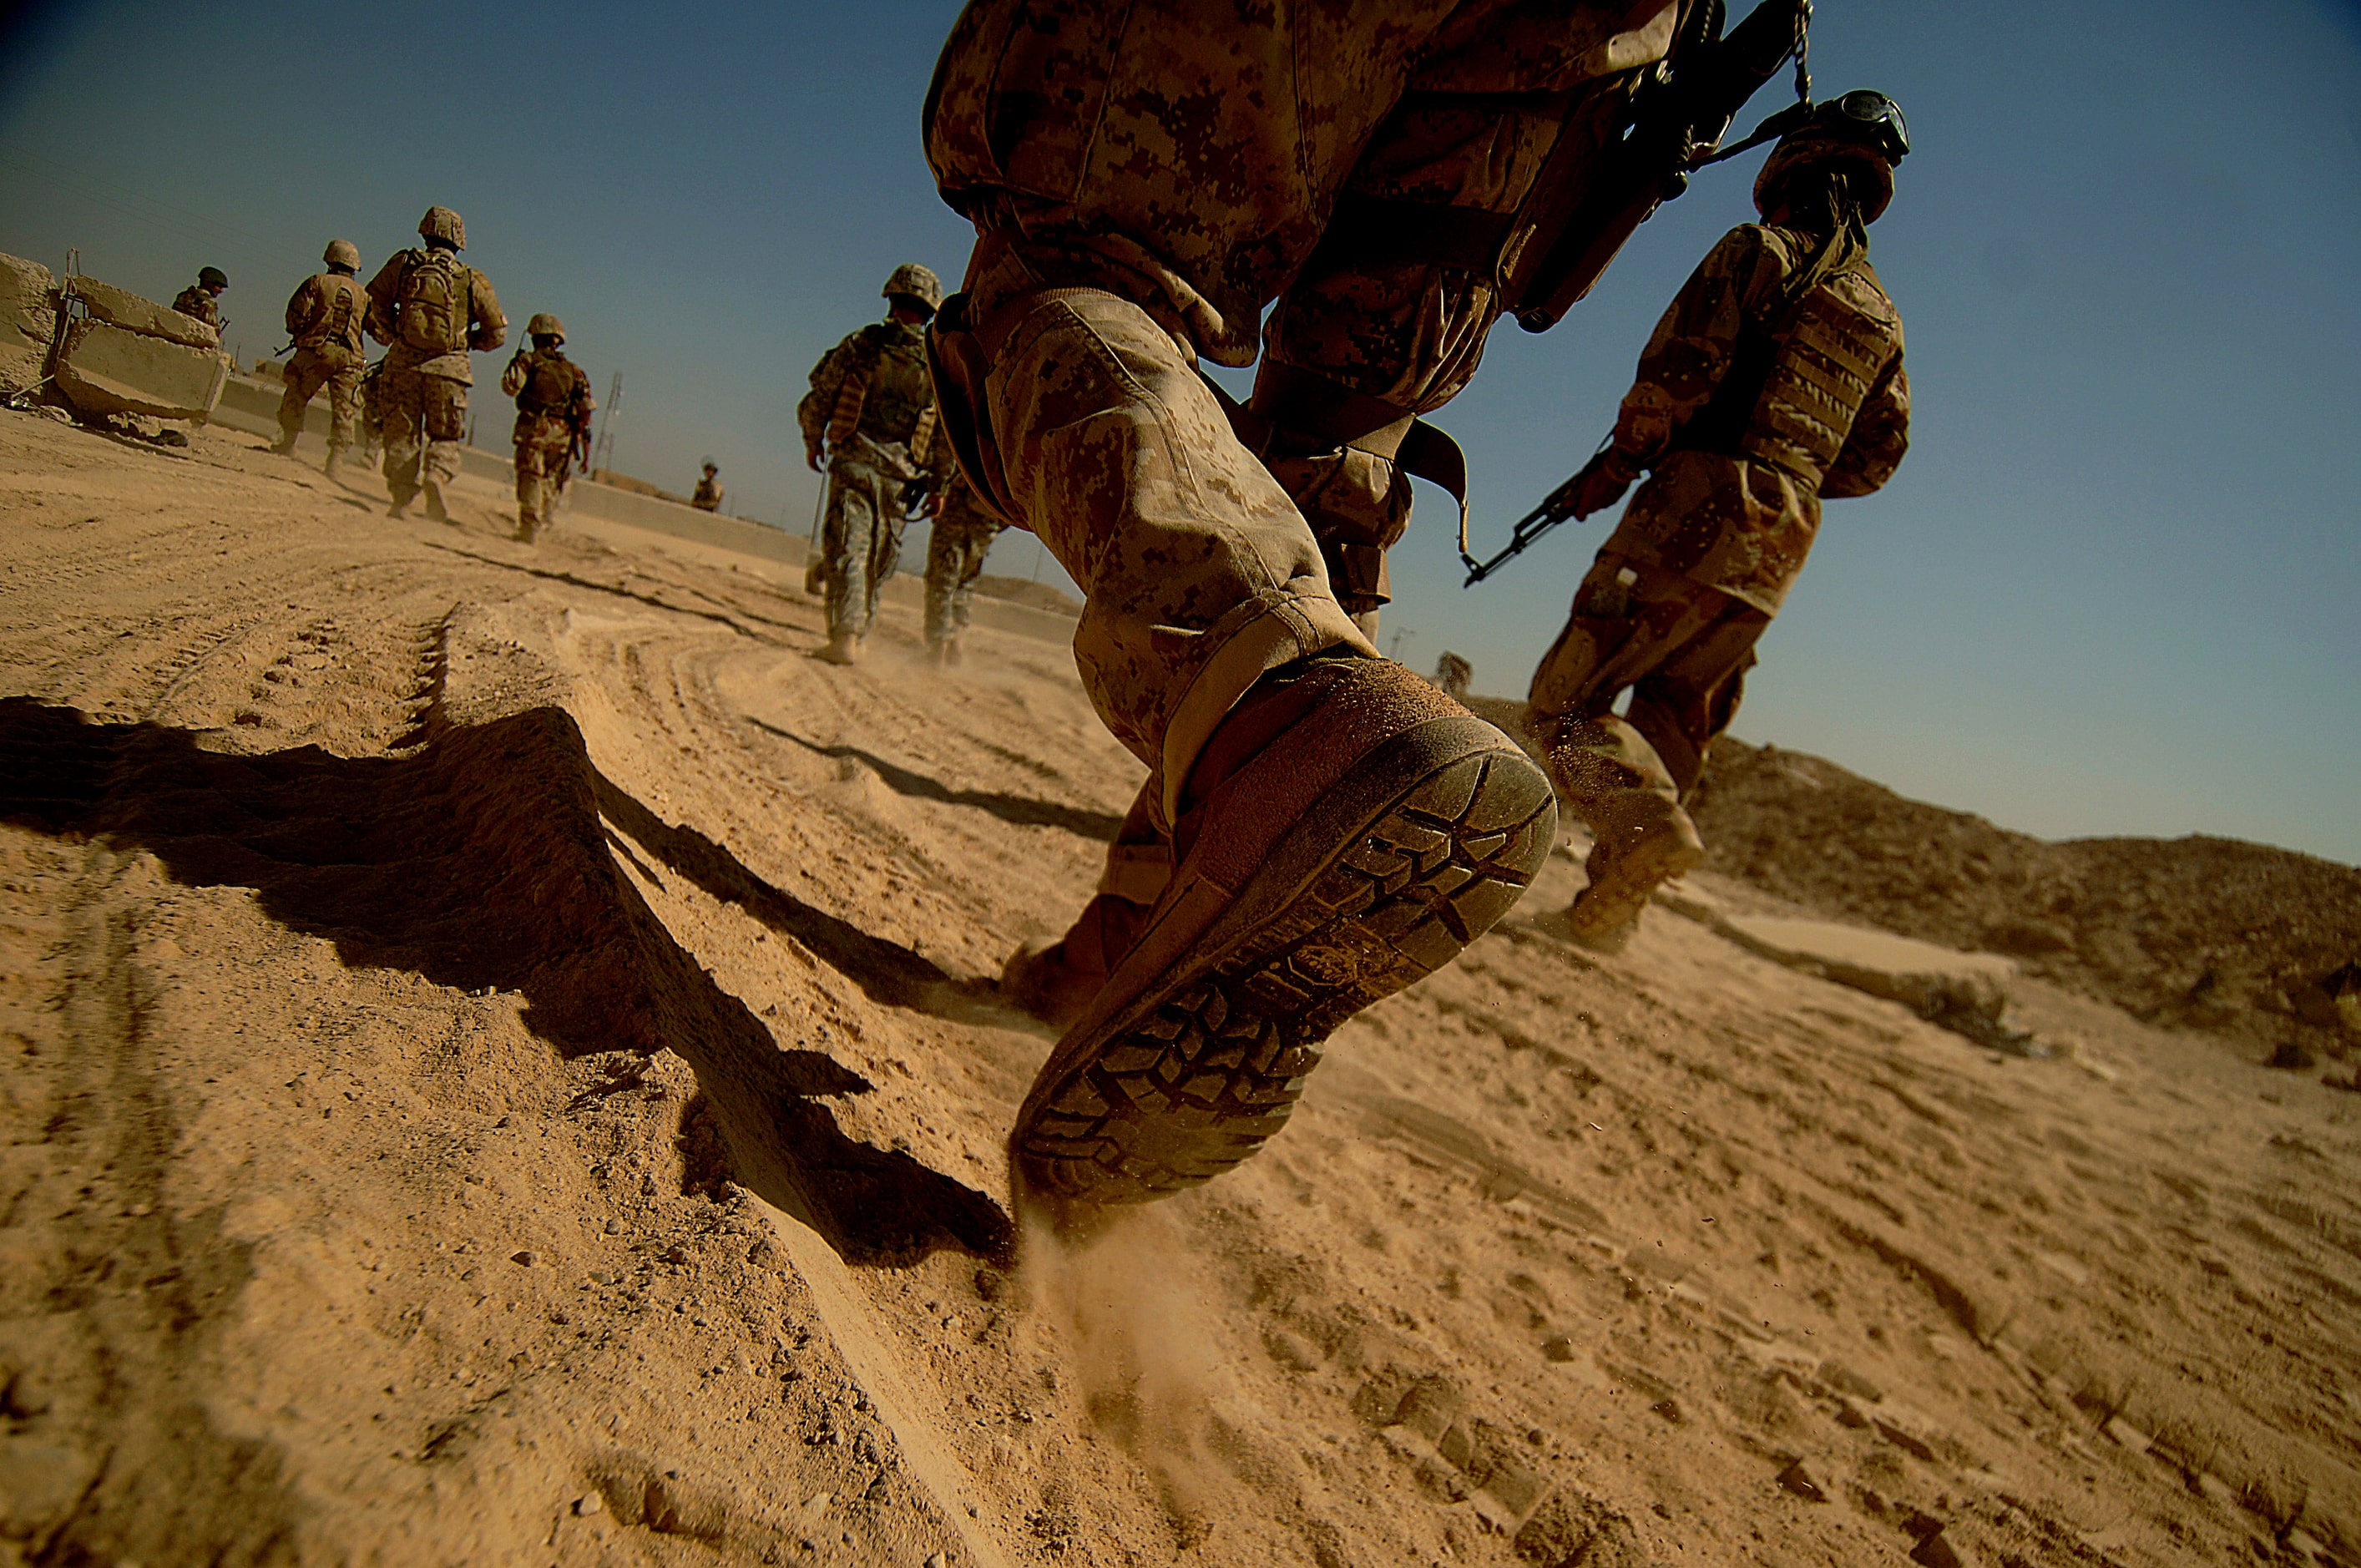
{"left": 273, "top": 240, "right": 368, "bottom": 476}
{"left": 918, "top": 0, "right": 1781, "bottom": 1211}
{"left": 364, "top": 206, "right": 506, "bottom": 521}
{"left": 690, "top": 461, "right": 724, "bottom": 512}
{"left": 921, "top": 469, "right": 1005, "bottom": 665}
{"left": 796, "top": 263, "right": 950, "bottom": 665}
{"left": 173, "top": 266, "right": 227, "bottom": 331}
{"left": 1525, "top": 93, "right": 1912, "bottom": 953}
{"left": 499, "top": 314, "right": 595, "bottom": 544}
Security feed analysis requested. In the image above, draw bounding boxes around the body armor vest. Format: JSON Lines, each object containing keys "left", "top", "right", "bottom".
{"left": 826, "top": 324, "right": 937, "bottom": 461}
{"left": 299, "top": 274, "right": 366, "bottom": 353}
{"left": 394, "top": 249, "right": 473, "bottom": 354}
{"left": 1684, "top": 255, "right": 1901, "bottom": 491}
{"left": 517, "top": 354, "right": 581, "bottom": 416}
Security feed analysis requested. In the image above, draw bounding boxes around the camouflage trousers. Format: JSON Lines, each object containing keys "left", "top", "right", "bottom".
{"left": 277, "top": 344, "right": 361, "bottom": 451}
{"left": 513, "top": 417, "right": 573, "bottom": 531}
{"left": 1524, "top": 548, "right": 1771, "bottom": 846}
{"left": 378, "top": 368, "right": 467, "bottom": 508}
{"left": 923, "top": 514, "right": 1001, "bottom": 648}
{"left": 932, "top": 254, "right": 1376, "bottom": 822}
{"left": 819, "top": 456, "right": 907, "bottom": 641}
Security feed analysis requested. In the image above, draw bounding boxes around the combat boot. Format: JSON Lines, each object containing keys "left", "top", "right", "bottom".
{"left": 515, "top": 513, "right": 539, "bottom": 544}
{"left": 321, "top": 446, "right": 342, "bottom": 480}
{"left": 1001, "top": 891, "right": 1156, "bottom": 1029}
{"left": 1009, "top": 653, "right": 1555, "bottom": 1217}
{"left": 422, "top": 480, "right": 450, "bottom": 524}
{"left": 813, "top": 634, "right": 862, "bottom": 665}
{"left": 270, "top": 432, "right": 299, "bottom": 456}
{"left": 1563, "top": 809, "right": 1706, "bottom": 954}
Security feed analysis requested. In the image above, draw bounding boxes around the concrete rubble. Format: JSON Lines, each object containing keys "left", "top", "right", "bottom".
{"left": 0, "top": 250, "right": 227, "bottom": 422}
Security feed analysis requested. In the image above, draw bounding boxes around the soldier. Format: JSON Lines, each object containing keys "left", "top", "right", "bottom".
{"left": 364, "top": 205, "right": 506, "bottom": 521}
{"left": 796, "top": 264, "right": 951, "bottom": 664}
{"left": 272, "top": 240, "right": 368, "bottom": 476}
{"left": 499, "top": 313, "right": 595, "bottom": 544}
{"left": 690, "top": 461, "right": 724, "bottom": 512}
{"left": 172, "top": 266, "right": 226, "bottom": 331}
{"left": 918, "top": 1, "right": 1772, "bottom": 1210}
{"left": 1524, "top": 92, "right": 1912, "bottom": 953}
{"left": 921, "top": 469, "right": 1005, "bottom": 665}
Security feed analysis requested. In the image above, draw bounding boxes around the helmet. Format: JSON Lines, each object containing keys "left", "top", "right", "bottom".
{"left": 881, "top": 262, "right": 943, "bottom": 314}
{"left": 323, "top": 239, "right": 361, "bottom": 271}
{"left": 197, "top": 266, "right": 228, "bottom": 290}
{"left": 701, "top": 458, "right": 718, "bottom": 473}
{"left": 527, "top": 312, "right": 565, "bottom": 340}
{"left": 1755, "top": 91, "right": 1909, "bottom": 225}
{"left": 418, "top": 205, "right": 468, "bottom": 249}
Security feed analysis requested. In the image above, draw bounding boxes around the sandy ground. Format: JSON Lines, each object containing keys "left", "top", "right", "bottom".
{"left": 3, "top": 408, "right": 2359, "bottom": 1568}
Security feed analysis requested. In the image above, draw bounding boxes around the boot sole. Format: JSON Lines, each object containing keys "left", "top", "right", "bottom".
{"left": 1012, "top": 720, "right": 1555, "bottom": 1208}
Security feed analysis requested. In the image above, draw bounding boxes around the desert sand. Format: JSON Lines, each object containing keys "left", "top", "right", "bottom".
{"left": 3, "top": 406, "right": 2358, "bottom": 1568}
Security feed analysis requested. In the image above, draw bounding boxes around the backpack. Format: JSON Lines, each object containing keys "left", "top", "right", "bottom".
{"left": 396, "top": 249, "right": 472, "bottom": 354}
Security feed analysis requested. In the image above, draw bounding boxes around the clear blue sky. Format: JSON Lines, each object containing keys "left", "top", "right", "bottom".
{"left": 4, "top": 0, "right": 2356, "bottom": 864}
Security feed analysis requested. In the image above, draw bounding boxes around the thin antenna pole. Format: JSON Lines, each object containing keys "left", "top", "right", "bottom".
{"left": 591, "top": 371, "right": 624, "bottom": 476}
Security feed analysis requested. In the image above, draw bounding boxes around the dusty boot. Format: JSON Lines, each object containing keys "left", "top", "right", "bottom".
{"left": 515, "top": 511, "right": 539, "bottom": 544}
{"left": 321, "top": 446, "right": 342, "bottom": 480}
{"left": 1564, "top": 811, "right": 1706, "bottom": 954}
{"left": 422, "top": 480, "right": 450, "bottom": 524}
{"left": 270, "top": 431, "right": 299, "bottom": 456}
{"left": 1002, "top": 892, "right": 1156, "bottom": 1029}
{"left": 387, "top": 494, "right": 412, "bottom": 519}
{"left": 1010, "top": 654, "right": 1555, "bottom": 1215}
{"left": 812, "top": 633, "right": 862, "bottom": 665}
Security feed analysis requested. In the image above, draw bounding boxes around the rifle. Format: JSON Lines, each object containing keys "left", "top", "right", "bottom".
{"left": 1461, "top": 441, "right": 1614, "bottom": 587}
{"left": 1504, "top": 0, "right": 1814, "bottom": 333}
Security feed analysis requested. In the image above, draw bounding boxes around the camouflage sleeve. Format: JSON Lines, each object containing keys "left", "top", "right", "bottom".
{"left": 1822, "top": 356, "right": 1909, "bottom": 498}
{"left": 468, "top": 271, "right": 508, "bottom": 352}
{"left": 285, "top": 276, "right": 320, "bottom": 340}
{"left": 1609, "top": 225, "right": 1789, "bottom": 467}
{"left": 796, "top": 333, "right": 858, "bottom": 455}
{"left": 363, "top": 254, "right": 405, "bottom": 346}
{"left": 498, "top": 350, "right": 529, "bottom": 399}
{"left": 573, "top": 367, "right": 598, "bottom": 424}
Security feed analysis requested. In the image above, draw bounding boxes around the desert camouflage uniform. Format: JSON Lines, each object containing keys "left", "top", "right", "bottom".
{"left": 929, "top": 3, "right": 1683, "bottom": 992}
{"left": 364, "top": 249, "right": 506, "bottom": 509}
{"left": 277, "top": 271, "right": 368, "bottom": 453}
{"left": 171, "top": 286, "right": 221, "bottom": 331}
{"left": 500, "top": 345, "right": 594, "bottom": 536}
{"left": 796, "top": 318, "right": 951, "bottom": 643}
{"left": 922, "top": 471, "right": 1006, "bottom": 653}
{"left": 927, "top": 0, "right": 1681, "bottom": 822}
{"left": 691, "top": 473, "right": 724, "bottom": 512}
{"left": 1527, "top": 220, "right": 1909, "bottom": 847}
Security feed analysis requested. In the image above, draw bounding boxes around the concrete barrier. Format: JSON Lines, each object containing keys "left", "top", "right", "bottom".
{"left": 68, "top": 276, "right": 219, "bottom": 350}
{"left": 53, "top": 318, "right": 227, "bottom": 419}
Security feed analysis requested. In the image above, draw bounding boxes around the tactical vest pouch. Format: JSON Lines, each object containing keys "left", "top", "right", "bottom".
{"left": 396, "top": 251, "right": 471, "bottom": 355}
{"left": 907, "top": 406, "right": 938, "bottom": 468}
{"left": 825, "top": 358, "right": 872, "bottom": 448}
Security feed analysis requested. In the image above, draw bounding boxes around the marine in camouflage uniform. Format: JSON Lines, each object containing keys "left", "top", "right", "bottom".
{"left": 690, "top": 463, "right": 724, "bottom": 512}
{"left": 274, "top": 240, "right": 368, "bottom": 475}
{"left": 921, "top": 469, "right": 1006, "bottom": 664}
{"left": 364, "top": 205, "right": 506, "bottom": 520}
{"left": 796, "top": 263, "right": 953, "bottom": 664}
{"left": 1525, "top": 94, "right": 1913, "bottom": 952}
{"left": 499, "top": 313, "right": 595, "bottom": 544}
{"left": 173, "top": 267, "right": 226, "bottom": 331}
{"left": 924, "top": 1, "right": 1731, "bottom": 1208}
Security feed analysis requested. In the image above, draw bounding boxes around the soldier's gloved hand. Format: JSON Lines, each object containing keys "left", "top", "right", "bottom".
{"left": 1566, "top": 447, "right": 1641, "bottom": 520}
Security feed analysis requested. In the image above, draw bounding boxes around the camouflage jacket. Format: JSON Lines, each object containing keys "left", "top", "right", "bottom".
{"left": 500, "top": 346, "right": 594, "bottom": 439}
{"left": 926, "top": 0, "right": 1679, "bottom": 369}
{"left": 796, "top": 319, "right": 949, "bottom": 481}
{"left": 1600, "top": 222, "right": 1909, "bottom": 615}
{"left": 171, "top": 286, "right": 220, "bottom": 330}
{"left": 363, "top": 248, "right": 506, "bottom": 382}
{"left": 690, "top": 477, "right": 724, "bottom": 511}
{"left": 285, "top": 271, "right": 367, "bottom": 355}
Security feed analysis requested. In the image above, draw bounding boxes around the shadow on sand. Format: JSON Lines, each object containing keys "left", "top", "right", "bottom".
{"left": 0, "top": 695, "right": 1009, "bottom": 1267}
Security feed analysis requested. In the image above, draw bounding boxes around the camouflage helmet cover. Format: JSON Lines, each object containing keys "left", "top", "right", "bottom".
{"left": 323, "top": 239, "right": 361, "bottom": 270}
{"left": 527, "top": 312, "right": 565, "bottom": 340}
{"left": 417, "top": 205, "right": 468, "bottom": 248}
{"left": 1754, "top": 91, "right": 1908, "bottom": 225}
{"left": 197, "top": 266, "right": 228, "bottom": 290}
{"left": 881, "top": 261, "right": 943, "bottom": 312}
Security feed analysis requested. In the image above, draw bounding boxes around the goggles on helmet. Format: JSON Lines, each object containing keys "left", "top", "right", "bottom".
{"left": 1828, "top": 90, "right": 1909, "bottom": 162}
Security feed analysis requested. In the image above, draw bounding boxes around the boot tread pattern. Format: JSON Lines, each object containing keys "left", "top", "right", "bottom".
{"left": 1015, "top": 748, "right": 1555, "bottom": 1203}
